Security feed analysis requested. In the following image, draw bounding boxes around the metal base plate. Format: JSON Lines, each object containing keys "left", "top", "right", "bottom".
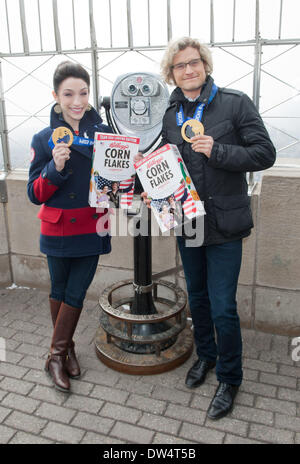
{"left": 94, "top": 326, "right": 194, "bottom": 375}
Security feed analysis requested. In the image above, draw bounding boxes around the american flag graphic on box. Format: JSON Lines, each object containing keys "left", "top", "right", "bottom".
{"left": 89, "top": 132, "right": 140, "bottom": 209}
{"left": 134, "top": 144, "right": 205, "bottom": 233}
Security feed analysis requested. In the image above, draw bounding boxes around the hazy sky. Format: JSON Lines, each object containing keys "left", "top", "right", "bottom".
{"left": 1, "top": 0, "right": 299, "bottom": 53}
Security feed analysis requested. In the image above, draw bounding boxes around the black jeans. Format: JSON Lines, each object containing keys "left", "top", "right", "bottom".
{"left": 177, "top": 238, "right": 243, "bottom": 386}
{"left": 47, "top": 255, "right": 99, "bottom": 309}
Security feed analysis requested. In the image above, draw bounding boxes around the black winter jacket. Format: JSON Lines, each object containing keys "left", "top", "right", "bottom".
{"left": 161, "top": 76, "right": 276, "bottom": 246}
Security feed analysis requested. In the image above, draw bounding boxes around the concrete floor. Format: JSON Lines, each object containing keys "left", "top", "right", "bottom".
{"left": 0, "top": 285, "right": 299, "bottom": 444}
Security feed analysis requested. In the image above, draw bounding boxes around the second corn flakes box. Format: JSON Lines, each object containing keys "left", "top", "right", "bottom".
{"left": 134, "top": 143, "right": 205, "bottom": 232}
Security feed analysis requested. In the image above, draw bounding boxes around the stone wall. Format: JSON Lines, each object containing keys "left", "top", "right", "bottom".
{"left": 254, "top": 167, "right": 300, "bottom": 335}
{"left": 0, "top": 167, "right": 299, "bottom": 336}
{"left": 0, "top": 202, "right": 11, "bottom": 286}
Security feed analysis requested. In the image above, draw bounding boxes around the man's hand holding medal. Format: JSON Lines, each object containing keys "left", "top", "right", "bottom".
{"left": 181, "top": 119, "right": 214, "bottom": 158}
{"left": 190, "top": 133, "right": 214, "bottom": 158}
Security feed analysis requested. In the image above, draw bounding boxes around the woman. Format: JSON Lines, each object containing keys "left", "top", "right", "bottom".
{"left": 159, "top": 204, "right": 175, "bottom": 231}
{"left": 27, "top": 61, "right": 112, "bottom": 392}
{"left": 96, "top": 185, "right": 110, "bottom": 208}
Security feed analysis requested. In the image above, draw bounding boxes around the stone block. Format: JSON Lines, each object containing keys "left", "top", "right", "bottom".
{"left": 101, "top": 402, "right": 142, "bottom": 424}
{"left": 11, "top": 254, "right": 49, "bottom": 290}
{"left": 180, "top": 422, "right": 224, "bottom": 444}
{"left": 101, "top": 229, "right": 177, "bottom": 274}
{"left": 256, "top": 169, "right": 300, "bottom": 290}
{"left": 100, "top": 235, "right": 134, "bottom": 269}
{"left": 249, "top": 423, "right": 294, "bottom": 444}
{"left": 237, "top": 284, "right": 253, "bottom": 328}
{"left": 239, "top": 185, "right": 260, "bottom": 286}
{"left": 152, "top": 235, "right": 177, "bottom": 273}
{"left": 126, "top": 394, "right": 166, "bottom": 415}
{"left": 138, "top": 412, "right": 181, "bottom": 435}
{"left": 110, "top": 421, "right": 154, "bottom": 444}
{"left": 6, "top": 171, "right": 41, "bottom": 257}
{"left": 0, "top": 204, "right": 9, "bottom": 254}
{"left": 41, "top": 422, "right": 85, "bottom": 444}
{"left": 254, "top": 286, "right": 300, "bottom": 336}
{"left": 87, "top": 264, "right": 133, "bottom": 300}
{"left": 0, "top": 254, "right": 12, "bottom": 286}
{"left": 0, "top": 425, "right": 18, "bottom": 444}
{"left": 257, "top": 236, "right": 300, "bottom": 290}
{"left": 4, "top": 411, "right": 47, "bottom": 436}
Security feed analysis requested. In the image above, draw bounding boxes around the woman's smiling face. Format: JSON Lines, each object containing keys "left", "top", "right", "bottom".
{"left": 53, "top": 77, "right": 90, "bottom": 130}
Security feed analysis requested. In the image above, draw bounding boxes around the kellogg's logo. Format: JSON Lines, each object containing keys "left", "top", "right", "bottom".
{"left": 146, "top": 156, "right": 163, "bottom": 170}
{"left": 109, "top": 142, "right": 129, "bottom": 151}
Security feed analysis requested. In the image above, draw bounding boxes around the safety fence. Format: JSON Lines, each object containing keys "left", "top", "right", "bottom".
{"left": 0, "top": 0, "right": 299, "bottom": 173}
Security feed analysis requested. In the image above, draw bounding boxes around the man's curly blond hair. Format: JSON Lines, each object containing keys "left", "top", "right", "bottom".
{"left": 161, "top": 37, "right": 213, "bottom": 85}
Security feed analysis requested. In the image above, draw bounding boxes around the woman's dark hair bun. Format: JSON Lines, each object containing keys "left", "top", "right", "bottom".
{"left": 53, "top": 61, "right": 90, "bottom": 93}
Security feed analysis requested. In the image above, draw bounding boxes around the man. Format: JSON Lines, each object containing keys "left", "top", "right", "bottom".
{"left": 108, "top": 181, "right": 119, "bottom": 207}
{"left": 157, "top": 37, "right": 276, "bottom": 420}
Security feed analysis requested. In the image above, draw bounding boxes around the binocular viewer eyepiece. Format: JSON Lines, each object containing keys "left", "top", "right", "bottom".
{"left": 100, "top": 72, "right": 170, "bottom": 152}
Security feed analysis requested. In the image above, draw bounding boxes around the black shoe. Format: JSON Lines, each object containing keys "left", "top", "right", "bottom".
{"left": 207, "top": 382, "right": 239, "bottom": 420}
{"left": 185, "top": 359, "right": 216, "bottom": 388}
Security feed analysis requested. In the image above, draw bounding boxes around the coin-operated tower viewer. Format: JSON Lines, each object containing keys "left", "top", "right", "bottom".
{"left": 95, "top": 72, "right": 194, "bottom": 373}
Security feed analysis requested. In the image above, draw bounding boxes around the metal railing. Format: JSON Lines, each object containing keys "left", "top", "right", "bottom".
{"left": 0, "top": 0, "right": 299, "bottom": 175}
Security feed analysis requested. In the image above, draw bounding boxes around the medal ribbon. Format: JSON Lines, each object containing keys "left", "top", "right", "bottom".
{"left": 176, "top": 83, "right": 218, "bottom": 127}
{"left": 48, "top": 134, "right": 94, "bottom": 149}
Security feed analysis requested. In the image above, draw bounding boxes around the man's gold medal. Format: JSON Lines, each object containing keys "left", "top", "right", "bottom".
{"left": 52, "top": 127, "right": 74, "bottom": 147}
{"left": 181, "top": 119, "right": 204, "bottom": 143}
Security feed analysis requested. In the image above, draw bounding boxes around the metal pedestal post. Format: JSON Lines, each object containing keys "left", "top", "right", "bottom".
{"left": 94, "top": 203, "right": 193, "bottom": 374}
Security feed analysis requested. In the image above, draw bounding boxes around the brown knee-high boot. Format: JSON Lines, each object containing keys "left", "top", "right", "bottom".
{"left": 49, "top": 297, "right": 61, "bottom": 325}
{"left": 49, "top": 297, "right": 81, "bottom": 379}
{"left": 45, "top": 302, "right": 82, "bottom": 392}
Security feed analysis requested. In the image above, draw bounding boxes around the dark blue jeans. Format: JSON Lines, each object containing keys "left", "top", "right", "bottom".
{"left": 47, "top": 255, "right": 99, "bottom": 309}
{"left": 177, "top": 238, "right": 243, "bottom": 386}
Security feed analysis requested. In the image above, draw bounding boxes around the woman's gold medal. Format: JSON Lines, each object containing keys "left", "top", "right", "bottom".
{"left": 52, "top": 127, "right": 74, "bottom": 147}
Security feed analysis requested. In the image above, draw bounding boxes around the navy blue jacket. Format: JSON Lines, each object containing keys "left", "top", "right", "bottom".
{"left": 27, "top": 105, "right": 113, "bottom": 257}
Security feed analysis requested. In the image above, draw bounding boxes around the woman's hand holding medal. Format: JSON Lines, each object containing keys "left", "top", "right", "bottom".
{"left": 52, "top": 142, "right": 71, "bottom": 172}
{"left": 191, "top": 134, "right": 214, "bottom": 158}
{"left": 51, "top": 126, "right": 73, "bottom": 172}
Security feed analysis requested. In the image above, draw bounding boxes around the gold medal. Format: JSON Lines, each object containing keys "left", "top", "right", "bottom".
{"left": 181, "top": 119, "right": 204, "bottom": 143}
{"left": 52, "top": 127, "right": 73, "bottom": 147}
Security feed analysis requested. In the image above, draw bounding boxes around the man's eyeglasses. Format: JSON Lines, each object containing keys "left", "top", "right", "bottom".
{"left": 171, "top": 58, "right": 202, "bottom": 71}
